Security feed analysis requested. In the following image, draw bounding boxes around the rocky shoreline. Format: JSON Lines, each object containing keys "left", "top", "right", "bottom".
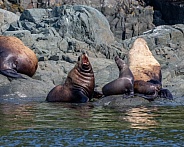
{"left": 0, "top": 4, "right": 184, "bottom": 107}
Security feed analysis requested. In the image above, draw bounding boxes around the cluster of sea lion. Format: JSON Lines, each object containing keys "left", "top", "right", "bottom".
{"left": 0, "top": 36, "right": 173, "bottom": 102}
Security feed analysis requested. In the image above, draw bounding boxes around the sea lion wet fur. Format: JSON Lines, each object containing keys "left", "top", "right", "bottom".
{"left": 46, "top": 53, "right": 95, "bottom": 103}
{"left": 102, "top": 56, "right": 134, "bottom": 97}
{"left": 0, "top": 36, "right": 38, "bottom": 78}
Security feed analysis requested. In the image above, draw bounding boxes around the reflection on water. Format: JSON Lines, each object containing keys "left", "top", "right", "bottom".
{"left": 0, "top": 102, "right": 159, "bottom": 130}
{"left": 0, "top": 99, "right": 184, "bottom": 146}
{"left": 123, "top": 107, "right": 158, "bottom": 129}
{"left": 0, "top": 104, "right": 36, "bottom": 130}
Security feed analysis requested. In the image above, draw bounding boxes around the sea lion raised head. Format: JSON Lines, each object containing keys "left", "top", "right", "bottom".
{"left": 102, "top": 56, "right": 134, "bottom": 97}
{"left": 46, "top": 53, "right": 95, "bottom": 103}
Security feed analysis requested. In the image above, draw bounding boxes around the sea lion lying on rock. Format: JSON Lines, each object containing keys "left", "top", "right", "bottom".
{"left": 0, "top": 36, "right": 38, "bottom": 78}
{"left": 102, "top": 56, "right": 134, "bottom": 97}
{"left": 134, "top": 80, "right": 161, "bottom": 99}
{"left": 46, "top": 53, "right": 97, "bottom": 103}
{"left": 128, "top": 38, "right": 173, "bottom": 100}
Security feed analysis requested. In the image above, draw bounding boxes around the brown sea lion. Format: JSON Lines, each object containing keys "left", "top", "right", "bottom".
{"left": 46, "top": 53, "right": 95, "bottom": 103}
{"left": 147, "top": 79, "right": 173, "bottom": 99}
{"left": 102, "top": 56, "right": 134, "bottom": 97}
{"left": 0, "top": 36, "right": 38, "bottom": 78}
{"left": 128, "top": 38, "right": 173, "bottom": 100}
{"left": 134, "top": 80, "right": 161, "bottom": 100}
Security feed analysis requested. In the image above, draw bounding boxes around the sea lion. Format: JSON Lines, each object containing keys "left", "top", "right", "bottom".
{"left": 0, "top": 36, "right": 38, "bottom": 78}
{"left": 46, "top": 53, "right": 95, "bottom": 103}
{"left": 102, "top": 56, "right": 134, "bottom": 97}
{"left": 147, "top": 79, "right": 173, "bottom": 99}
{"left": 128, "top": 38, "right": 173, "bottom": 100}
{"left": 134, "top": 80, "right": 161, "bottom": 100}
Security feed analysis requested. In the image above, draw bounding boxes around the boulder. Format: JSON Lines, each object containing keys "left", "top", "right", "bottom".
{"left": 94, "top": 95, "right": 150, "bottom": 107}
{"left": 0, "top": 9, "right": 19, "bottom": 34}
{"left": 20, "top": 8, "right": 50, "bottom": 23}
{"left": 1, "top": 0, "right": 155, "bottom": 40}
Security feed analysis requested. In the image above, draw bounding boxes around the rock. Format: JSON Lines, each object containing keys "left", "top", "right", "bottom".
{"left": 3, "top": 30, "right": 34, "bottom": 47}
{"left": 149, "top": 0, "right": 184, "bottom": 25}
{"left": 94, "top": 95, "right": 150, "bottom": 107}
{"left": 1, "top": 0, "right": 155, "bottom": 40}
{"left": 4, "top": 5, "right": 125, "bottom": 59}
{"left": 0, "top": 74, "right": 10, "bottom": 86}
{"left": 51, "top": 5, "right": 115, "bottom": 46}
{"left": 0, "top": 8, "right": 19, "bottom": 34}
{"left": 20, "top": 8, "right": 50, "bottom": 23}
{"left": 128, "top": 38, "right": 161, "bottom": 81}
{"left": 0, "top": 59, "right": 70, "bottom": 99}
{"left": 0, "top": 75, "right": 53, "bottom": 99}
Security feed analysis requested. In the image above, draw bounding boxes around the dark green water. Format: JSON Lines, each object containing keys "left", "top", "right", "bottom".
{"left": 0, "top": 98, "right": 184, "bottom": 146}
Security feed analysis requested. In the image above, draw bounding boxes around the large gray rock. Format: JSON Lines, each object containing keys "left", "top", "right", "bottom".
{"left": 1, "top": 0, "right": 155, "bottom": 40}
{"left": 94, "top": 96, "right": 150, "bottom": 107}
{"left": 0, "top": 9, "right": 19, "bottom": 34}
{"left": 20, "top": 8, "right": 50, "bottom": 23}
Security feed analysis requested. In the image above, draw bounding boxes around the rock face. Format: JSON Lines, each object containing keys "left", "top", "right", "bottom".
{"left": 0, "top": 0, "right": 155, "bottom": 40}
{"left": 128, "top": 38, "right": 161, "bottom": 82}
{"left": 3, "top": 6, "right": 123, "bottom": 60}
{"left": 0, "top": 9, "right": 19, "bottom": 33}
{"left": 148, "top": 0, "right": 184, "bottom": 25}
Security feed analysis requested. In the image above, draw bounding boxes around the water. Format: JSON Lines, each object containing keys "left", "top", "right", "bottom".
{"left": 0, "top": 98, "right": 184, "bottom": 146}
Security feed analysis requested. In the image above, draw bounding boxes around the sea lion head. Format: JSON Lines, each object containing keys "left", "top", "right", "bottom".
{"left": 115, "top": 56, "right": 128, "bottom": 72}
{"left": 46, "top": 53, "right": 95, "bottom": 103}
{"left": 102, "top": 56, "right": 134, "bottom": 97}
{"left": 77, "top": 53, "right": 92, "bottom": 72}
{"left": 15, "top": 54, "right": 38, "bottom": 77}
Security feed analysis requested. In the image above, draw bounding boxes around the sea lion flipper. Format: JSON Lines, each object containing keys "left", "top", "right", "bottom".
{"left": 134, "top": 93, "right": 156, "bottom": 101}
{"left": 93, "top": 90, "right": 103, "bottom": 99}
{"left": 75, "top": 91, "right": 89, "bottom": 103}
{"left": 159, "top": 89, "right": 173, "bottom": 100}
{"left": 0, "top": 69, "right": 26, "bottom": 79}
